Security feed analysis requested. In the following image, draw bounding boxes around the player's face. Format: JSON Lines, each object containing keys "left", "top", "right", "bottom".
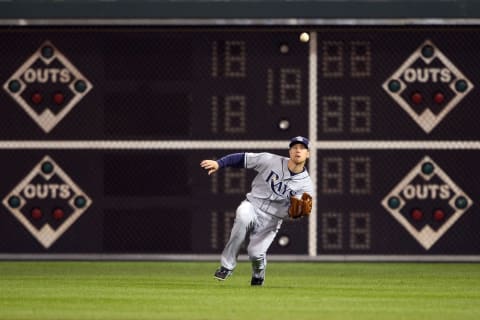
{"left": 289, "top": 144, "right": 309, "bottom": 164}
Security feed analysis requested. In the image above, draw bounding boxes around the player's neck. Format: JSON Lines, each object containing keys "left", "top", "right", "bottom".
{"left": 288, "top": 160, "right": 305, "bottom": 174}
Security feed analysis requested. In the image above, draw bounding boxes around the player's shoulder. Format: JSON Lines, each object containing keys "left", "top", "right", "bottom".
{"left": 245, "top": 152, "right": 283, "bottom": 160}
{"left": 294, "top": 169, "right": 314, "bottom": 183}
{"left": 245, "top": 152, "right": 286, "bottom": 168}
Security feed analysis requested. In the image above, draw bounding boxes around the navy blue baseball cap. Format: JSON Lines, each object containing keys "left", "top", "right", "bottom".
{"left": 289, "top": 136, "right": 309, "bottom": 149}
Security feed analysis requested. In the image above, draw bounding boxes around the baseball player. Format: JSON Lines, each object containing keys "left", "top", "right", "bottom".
{"left": 200, "top": 136, "right": 314, "bottom": 286}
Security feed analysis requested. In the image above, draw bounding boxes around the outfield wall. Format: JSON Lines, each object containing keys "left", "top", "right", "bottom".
{"left": 0, "top": 2, "right": 479, "bottom": 261}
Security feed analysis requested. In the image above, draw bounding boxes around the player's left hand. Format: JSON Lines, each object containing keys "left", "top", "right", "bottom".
{"left": 301, "top": 192, "right": 313, "bottom": 214}
{"left": 288, "top": 192, "right": 313, "bottom": 219}
{"left": 200, "top": 160, "right": 220, "bottom": 175}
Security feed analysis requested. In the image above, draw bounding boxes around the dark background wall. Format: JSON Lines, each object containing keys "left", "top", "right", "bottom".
{"left": 1, "top": 0, "right": 480, "bottom": 20}
{"left": 0, "top": 1, "right": 479, "bottom": 258}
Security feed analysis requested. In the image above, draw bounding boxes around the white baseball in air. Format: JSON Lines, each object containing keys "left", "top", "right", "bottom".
{"left": 278, "top": 235, "right": 290, "bottom": 247}
{"left": 278, "top": 119, "right": 290, "bottom": 130}
{"left": 299, "top": 32, "right": 310, "bottom": 43}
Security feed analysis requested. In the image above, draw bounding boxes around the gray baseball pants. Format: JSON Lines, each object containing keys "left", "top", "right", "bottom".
{"left": 220, "top": 200, "right": 283, "bottom": 279}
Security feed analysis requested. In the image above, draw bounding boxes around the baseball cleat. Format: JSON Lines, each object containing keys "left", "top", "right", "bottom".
{"left": 214, "top": 266, "right": 232, "bottom": 281}
{"left": 250, "top": 277, "right": 264, "bottom": 286}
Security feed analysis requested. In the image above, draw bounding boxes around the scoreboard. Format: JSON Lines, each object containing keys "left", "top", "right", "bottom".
{"left": 0, "top": 29, "right": 309, "bottom": 139}
{"left": 0, "top": 26, "right": 479, "bottom": 257}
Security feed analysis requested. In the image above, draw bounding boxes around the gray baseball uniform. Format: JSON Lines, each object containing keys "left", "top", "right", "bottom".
{"left": 219, "top": 152, "right": 314, "bottom": 281}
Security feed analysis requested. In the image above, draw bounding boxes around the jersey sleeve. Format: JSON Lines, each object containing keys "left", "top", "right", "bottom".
{"left": 244, "top": 152, "right": 280, "bottom": 172}
{"left": 216, "top": 153, "right": 246, "bottom": 169}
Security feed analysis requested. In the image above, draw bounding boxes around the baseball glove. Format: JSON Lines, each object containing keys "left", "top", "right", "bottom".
{"left": 288, "top": 192, "right": 313, "bottom": 219}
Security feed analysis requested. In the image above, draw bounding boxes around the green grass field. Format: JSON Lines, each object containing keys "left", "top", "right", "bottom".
{"left": 0, "top": 261, "right": 479, "bottom": 320}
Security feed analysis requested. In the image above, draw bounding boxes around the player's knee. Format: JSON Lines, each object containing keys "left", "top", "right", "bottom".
{"left": 235, "top": 203, "right": 254, "bottom": 225}
{"left": 248, "top": 252, "right": 265, "bottom": 264}
{"left": 234, "top": 210, "right": 250, "bottom": 226}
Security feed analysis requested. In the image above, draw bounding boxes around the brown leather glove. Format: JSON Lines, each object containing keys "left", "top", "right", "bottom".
{"left": 288, "top": 193, "right": 313, "bottom": 219}
{"left": 301, "top": 192, "right": 313, "bottom": 215}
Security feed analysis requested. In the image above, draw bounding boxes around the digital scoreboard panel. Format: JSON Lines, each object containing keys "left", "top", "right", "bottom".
{"left": 0, "top": 149, "right": 308, "bottom": 253}
{"left": 0, "top": 29, "right": 309, "bottom": 139}
{"left": 317, "top": 150, "right": 479, "bottom": 254}
{"left": 0, "top": 26, "right": 479, "bottom": 256}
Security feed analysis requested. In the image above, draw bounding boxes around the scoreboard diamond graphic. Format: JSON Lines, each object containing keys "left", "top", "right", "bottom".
{"left": 3, "top": 41, "right": 92, "bottom": 133}
{"left": 382, "top": 156, "right": 472, "bottom": 250}
{"left": 2, "top": 156, "right": 92, "bottom": 248}
{"left": 382, "top": 40, "right": 473, "bottom": 133}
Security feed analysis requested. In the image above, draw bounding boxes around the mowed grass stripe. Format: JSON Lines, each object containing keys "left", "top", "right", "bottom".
{"left": 0, "top": 261, "right": 479, "bottom": 320}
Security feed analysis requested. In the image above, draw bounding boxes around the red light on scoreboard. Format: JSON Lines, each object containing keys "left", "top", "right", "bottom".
{"left": 433, "top": 209, "right": 446, "bottom": 221}
{"left": 53, "top": 92, "right": 65, "bottom": 105}
{"left": 411, "top": 208, "right": 423, "bottom": 221}
{"left": 53, "top": 208, "right": 65, "bottom": 220}
{"left": 31, "top": 92, "right": 43, "bottom": 105}
{"left": 433, "top": 92, "right": 445, "bottom": 104}
{"left": 411, "top": 92, "right": 423, "bottom": 105}
{"left": 31, "top": 207, "right": 42, "bottom": 220}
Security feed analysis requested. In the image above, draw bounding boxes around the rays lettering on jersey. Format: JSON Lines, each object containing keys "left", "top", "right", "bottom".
{"left": 266, "top": 170, "right": 296, "bottom": 197}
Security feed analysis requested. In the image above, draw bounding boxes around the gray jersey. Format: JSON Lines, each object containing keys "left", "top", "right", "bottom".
{"left": 244, "top": 152, "right": 314, "bottom": 219}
